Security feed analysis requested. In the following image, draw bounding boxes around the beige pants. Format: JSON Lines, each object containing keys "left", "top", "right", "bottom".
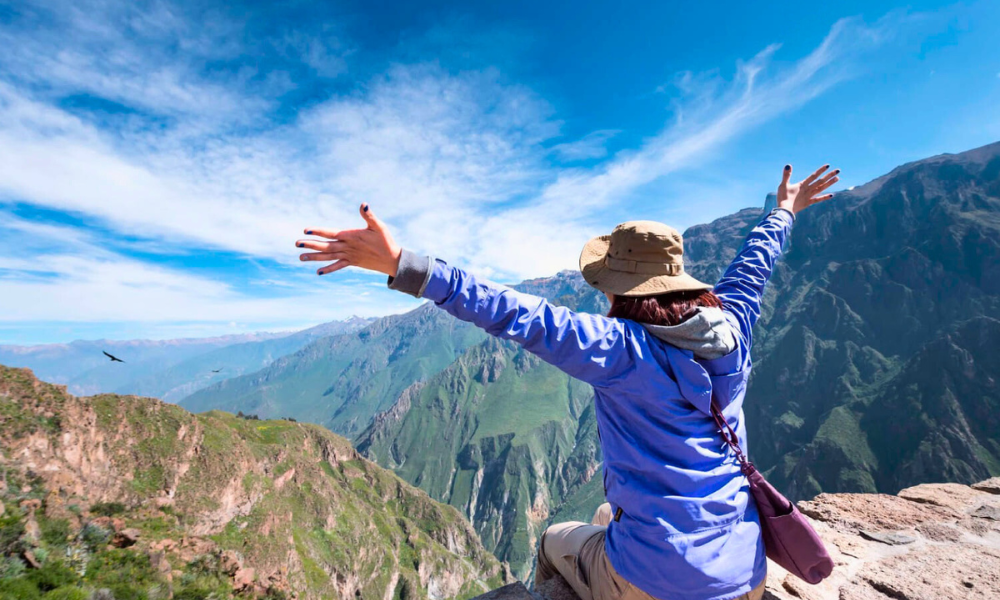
{"left": 535, "top": 503, "right": 765, "bottom": 600}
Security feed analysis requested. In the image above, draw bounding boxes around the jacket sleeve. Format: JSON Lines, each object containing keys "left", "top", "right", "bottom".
{"left": 712, "top": 208, "right": 794, "bottom": 349}
{"left": 388, "top": 252, "right": 636, "bottom": 387}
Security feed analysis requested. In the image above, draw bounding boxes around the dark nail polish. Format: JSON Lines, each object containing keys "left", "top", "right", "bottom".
{"left": 784, "top": 165, "right": 791, "bottom": 170}
{"left": 305, "top": 230, "right": 313, "bottom": 235}
{"left": 363, "top": 205, "right": 369, "bottom": 212}
{"left": 296, "top": 243, "right": 303, "bottom": 248}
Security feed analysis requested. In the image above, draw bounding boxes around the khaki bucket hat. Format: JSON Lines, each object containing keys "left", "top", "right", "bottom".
{"left": 579, "top": 220, "right": 712, "bottom": 297}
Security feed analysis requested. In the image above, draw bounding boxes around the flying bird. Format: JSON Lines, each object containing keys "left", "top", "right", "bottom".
{"left": 102, "top": 351, "right": 125, "bottom": 363}
{"left": 211, "top": 368, "right": 223, "bottom": 373}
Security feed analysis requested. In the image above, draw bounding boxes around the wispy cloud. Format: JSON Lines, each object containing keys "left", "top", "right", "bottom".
{"left": 466, "top": 14, "right": 901, "bottom": 277}
{"left": 0, "top": 2, "right": 921, "bottom": 339}
{"left": 549, "top": 130, "right": 619, "bottom": 162}
{"left": 0, "top": 211, "right": 414, "bottom": 329}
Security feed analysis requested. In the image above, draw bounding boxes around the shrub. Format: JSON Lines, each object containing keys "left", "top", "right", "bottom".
{"left": 104, "top": 585, "right": 147, "bottom": 600}
{"left": 173, "top": 580, "right": 230, "bottom": 600}
{"left": 0, "top": 511, "right": 25, "bottom": 555}
{"left": 85, "top": 549, "right": 158, "bottom": 593}
{"left": 0, "top": 555, "right": 26, "bottom": 580}
{"left": 40, "top": 518, "right": 72, "bottom": 548}
{"left": 26, "top": 560, "right": 78, "bottom": 592}
{"left": 0, "top": 577, "right": 42, "bottom": 600}
{"left": 79, "top": 523, "right": 111, "bottom": 549}
{"left": 42, "top": 587, "right": 89, "bottom": 600}
{"left": 184, "top": 553, "right": 220, "bottom": 577}
{"left": 88, "top": 503, "right": 126, "bottom": 517}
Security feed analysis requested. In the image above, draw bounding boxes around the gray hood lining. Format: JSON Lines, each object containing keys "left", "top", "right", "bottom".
{"left": 641, "top": 306, "right": 738, "bottom": 360}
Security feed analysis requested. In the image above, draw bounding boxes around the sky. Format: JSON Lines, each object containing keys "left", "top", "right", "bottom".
{"left": 0, "top": 0, "right": 998, "bottom": 345}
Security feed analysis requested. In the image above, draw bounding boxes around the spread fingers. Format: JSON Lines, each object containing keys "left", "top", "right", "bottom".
{"left": 811, "top": 175, "right": 840, "bottom": 195}
{"left": 300, "top": 252, "right": 348, "bottom": 262}
{"left": 801, "top": 164, "right": 830, "bottom": 186}
{"left": 295, "top": 240, "right": 349, "bottom": 252}
{"left": 317, "top": 260, "right": 351, "bottom": 275}
{"left": 302, "top": 227, "right": 360, "bottom": 240}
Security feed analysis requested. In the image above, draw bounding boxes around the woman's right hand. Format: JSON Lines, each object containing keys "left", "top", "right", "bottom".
{"left": 777, "top": 163, "right": 840, "bottom": 215}
{"left": 297, "top": 203, "right": 402, "bottom": 277}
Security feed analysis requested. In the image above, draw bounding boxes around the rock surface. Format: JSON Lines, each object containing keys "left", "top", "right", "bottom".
{"left": 0, "top": 365, "right": 506, "bottom": 600}
{"left": 769, "top": 480, "right": 1000, "bottom": 600}
{"left": 472, "top": 480, "right": 1000, "bottom": 600}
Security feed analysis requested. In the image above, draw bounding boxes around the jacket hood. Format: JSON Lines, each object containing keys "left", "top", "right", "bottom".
{"left": 642, "top": 306, "right": 739, "bottom": 415}
{"left": 641, "top": 306, "right": 738, "bottom": 360}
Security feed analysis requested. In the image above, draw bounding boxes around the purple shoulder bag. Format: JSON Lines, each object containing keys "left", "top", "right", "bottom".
{"left": 711, "top": 403, "right": 834, "bottom": 585}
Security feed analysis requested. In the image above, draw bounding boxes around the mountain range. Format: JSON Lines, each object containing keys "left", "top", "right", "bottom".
{"left": 4, "top": 141, "right": 999, "bottom": 581}
{"left": 175, "top": 141, "right": 1000, "bottom": 576}
{"left": 0, "top": 317, "right": 372, "bottom": 402}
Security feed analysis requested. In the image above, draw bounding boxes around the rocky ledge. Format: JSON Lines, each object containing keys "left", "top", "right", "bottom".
{"left": 473, "top": 478, "right": 1000, "bottom": 600}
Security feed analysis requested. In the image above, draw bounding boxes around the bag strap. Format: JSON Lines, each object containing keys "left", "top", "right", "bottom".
{"left": 710, "top": 400, "right": 756, "bottom": 476}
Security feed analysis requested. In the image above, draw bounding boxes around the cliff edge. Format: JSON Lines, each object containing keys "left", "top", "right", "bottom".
{"left": 474, "top": 478, "right": 1000, "bottom": 600}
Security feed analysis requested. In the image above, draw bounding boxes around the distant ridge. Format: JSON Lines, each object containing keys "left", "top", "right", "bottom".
{"left": 0, "top": 316, "right": 374, "bottom": 399}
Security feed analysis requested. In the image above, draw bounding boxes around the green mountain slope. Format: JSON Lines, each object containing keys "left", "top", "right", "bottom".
{"left": 741, "top": 142, "right": 1000, "bottom": 497}
{"left": 182, "top": 303, "right": 490, "bottom": 438}
{"left": 355, "top": 277, "right": 606, "bottom": 576}
{"left": 116, "top": 317, "right": 373, "bottom": 402}
{"left": 0, "top": 366, "right": 505, "bottom": 600}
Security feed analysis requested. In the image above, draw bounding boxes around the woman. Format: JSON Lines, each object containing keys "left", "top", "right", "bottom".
{"left": 296, "top": 163, "right": 839, "bottom": 600}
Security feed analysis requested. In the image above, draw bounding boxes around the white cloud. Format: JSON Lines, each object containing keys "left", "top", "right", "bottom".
{"left": 2, "top": 16, "right": 892, "bottom": 271}
{"left": 0, "top": 1, "right": 262, "bottom": 121}
{"left": 0, "top": 256, "right": 408, "bottom": 324}
{"left": 549, "top": 130, "right": 619, "bottom": 162}
{"left": 0, "top": 3, "right": 919, "bottom": 338}
{"left": 0, "top": 212, "right": 416, "bottom": 328}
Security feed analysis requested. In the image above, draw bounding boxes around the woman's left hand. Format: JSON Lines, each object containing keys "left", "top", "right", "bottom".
{"left": 297, "top": 204, "right": 402, "bottom": 276}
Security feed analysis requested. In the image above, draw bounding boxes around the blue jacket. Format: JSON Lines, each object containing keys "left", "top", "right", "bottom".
{"left": 388, "top": 209, "right": 794, "bottom": 600}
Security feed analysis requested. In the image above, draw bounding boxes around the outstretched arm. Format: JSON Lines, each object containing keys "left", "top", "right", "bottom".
{"left": 296, "top": 204, "right": 634, "bottom": 387}
{"left": 714, "top": 163, "right": 840, "bottom": 347}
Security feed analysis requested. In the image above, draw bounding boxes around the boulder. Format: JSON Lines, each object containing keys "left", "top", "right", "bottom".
{"left": 153, "top": 496, "right": 175, "bottom": 509}
{"left": 22, "top": 549, "right": 42, "bottom": 569}
{"left": 739, "top": 480, "right": 1000, "bottom": 600}
{"left": 22, "top": 516, "right": 41, "bottom": 544}
{"left": 149, "top": 550, "right": 173, "bottom": 584}
{"left": 220, "top": 549, "right": 244, "bottom": 575}
{"left": 534, "top": 576, "right": 579, "bottom": 600}
{"left": 90, "top": 516, "right": 125, "bottom": 532}
{"left": 471, "top": 582, "right": 536, "bottom": 600}
{"left": 233, "top": 566, "right": 256, "bottom": 592}
{"left": 19, "top": 498, "right": 42, "bottom": 543}
{"left": 150, "top": 538, "right": 177, "bottom": 552}
{"left": 112, "top": 527, "right": 141, "bottom": 548}
{"left": 971, "top": 478, "right": 1000, "bottom": 495}
{"left": 897, "top": 483, "right": 989, "bottom": 511}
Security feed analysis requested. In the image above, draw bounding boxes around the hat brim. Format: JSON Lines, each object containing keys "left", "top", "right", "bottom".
{"left": 579, "top": 235, "right": 713, "bottom": 297}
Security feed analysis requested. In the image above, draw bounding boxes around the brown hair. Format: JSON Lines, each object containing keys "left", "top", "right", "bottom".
{"left": 607, "top": 289, "right": 722, "bottom": 327}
